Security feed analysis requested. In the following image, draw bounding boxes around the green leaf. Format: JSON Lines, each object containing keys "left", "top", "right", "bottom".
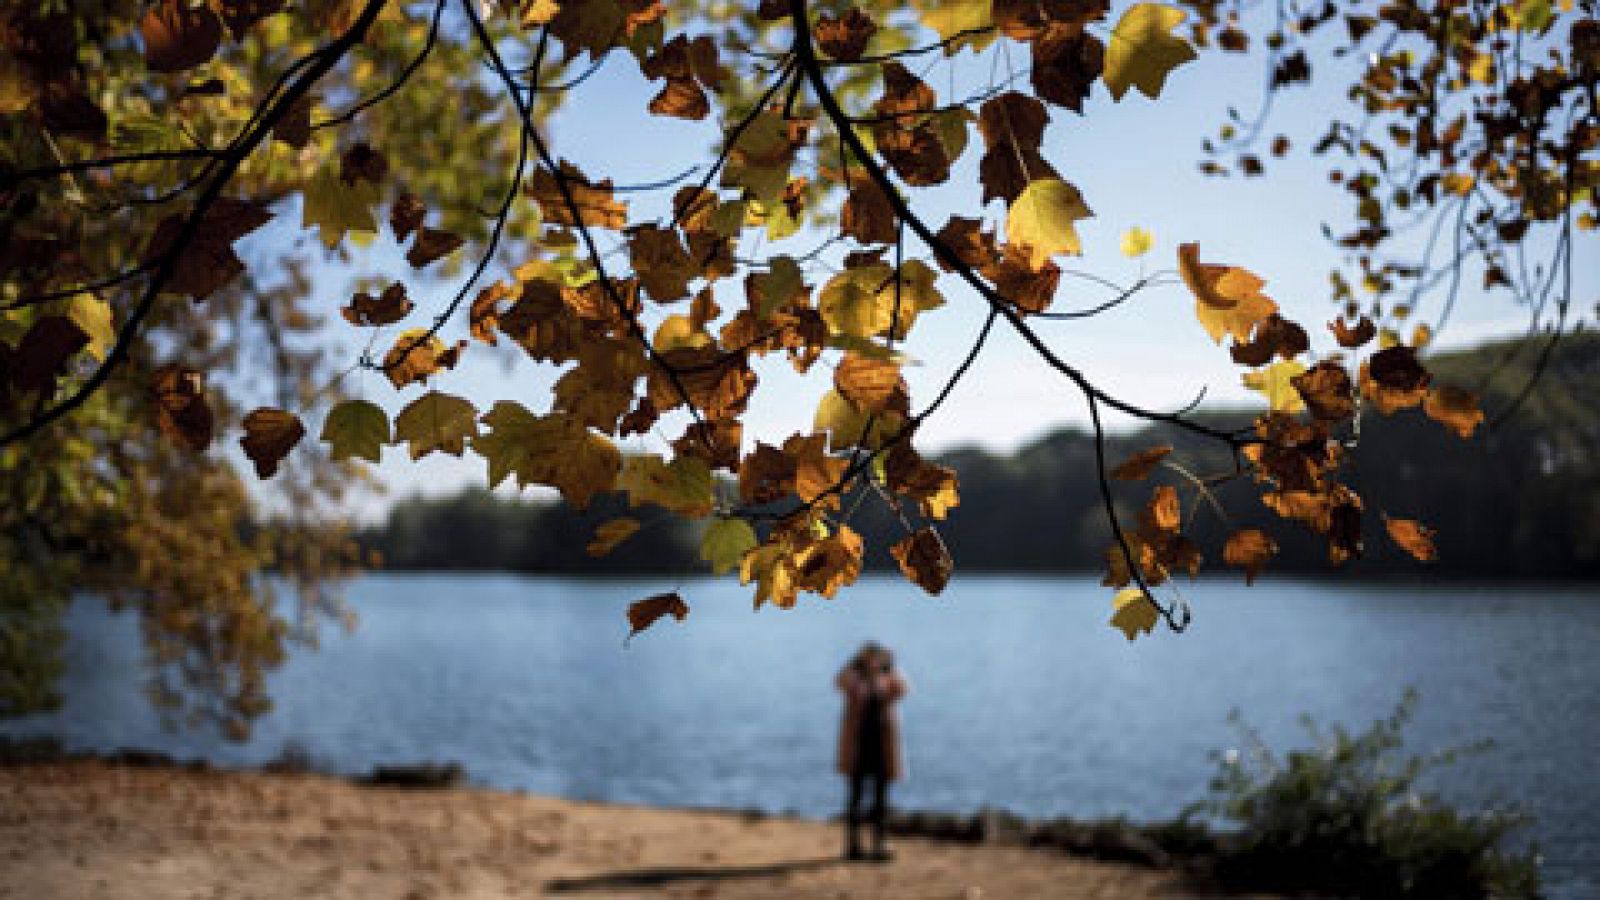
{"left": 394, "top": 391, "right": 478, "bottom": 460}
{"left": 1007, "top": 178, "right": 1093, "bottom": 268}
{"left": 319, "top": 399, "right": 390, "bottom": 463}
{"left": 302, "top": 166, "right": 379, "bottom": 249}
{"left": 1104, "top": 3, "right": 1198, "bottom": 101}
{"left": 700, "top": 517, "right": 758, "bottom": 575}
{"left": 616, "top": 454, "right": 715, "bottom": 518}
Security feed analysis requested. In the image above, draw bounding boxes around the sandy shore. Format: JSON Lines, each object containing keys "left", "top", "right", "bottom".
{"left": 0, "top": 761, "right": 1238, "bottom": 899}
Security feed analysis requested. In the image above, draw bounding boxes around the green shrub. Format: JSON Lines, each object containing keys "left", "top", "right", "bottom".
{"left": 1198, "top": 690, "right": 1540, "bottom": 899}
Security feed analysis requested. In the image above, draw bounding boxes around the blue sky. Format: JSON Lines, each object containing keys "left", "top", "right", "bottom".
{"left": 246, "top": 8, "right": 1591, "bottom": 519}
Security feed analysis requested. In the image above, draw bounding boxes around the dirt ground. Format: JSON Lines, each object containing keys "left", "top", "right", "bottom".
{"left": 0, "top": 761, "right": 1222, "bottom": 899}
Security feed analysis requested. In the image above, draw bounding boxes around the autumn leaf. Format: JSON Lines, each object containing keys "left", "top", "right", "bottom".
{"left": 1109, "top": 587, "right": 1158, "bottom": 641}
{"left": 528, "top": 160, "right": 627, "bottom": 229}
{"left": 10, "top": 316, "right": 88, "bottom": 394}
{"left": 1361, "top": 346, "right": 1431, "bottom": 414}
{"left": 700, "top": 517, "right": 758, "bottom": 575}
{"left": 915, "top": 0, "right": 997, "bottom": 54}
{"left": 1384, "top": 515, "right": 1438, "bottom": 562}
{"left": 382, "top": 328, "right": 462, "bottom": 389}
{"left": 891, "top": 528, "right": 953, "bottom": 595}
{"left": 1223, "top": 528, "right": 1277, "bottom": 584}
{"left": 617, "top": 454, "right": 715, "bottom": 517}
{"left": 394, "top": 391, "right": 479, "bottom": 460}
{"left": 1243, "top": 360, "right": 1308, "bottom": 414}
{"left": 815, "top": 8, "right": 878, "bottom": 62}
{"left": 303, "top": 167, "right": 380, "bottom": 248}
{"left": 142, "top": 0, "right": 223, "bottom": 73}
{"left": 1007, "top": 178, "right": 1092, "bottom": 269}
{"left": 1291, "top": 361, "right": 1356, "bottom": 422}
{"left": 1330, "top": 315, "right": 1377, "bottom": 348}
{"left": 152, "top": 365, "right": 213, "bottom": 453}
{"left": 814, "top": 389, "right": 901, "bottom": 452}
{"left": 320, "top": 399, "right": 389, "bottom": 463}
{"left": 834, "top": 353, "right": 902, "bottom": 412}
{"left": 1424, "top": 385, "right": 1484, "bottom": 438}
{"left": 342, "top": 282, "right": 412, "bottom": 326}
{"left": 1103, "top": 3, "right": 1197, "bottom": 101}
{"left": 626, "top": 591, "right": 689, "bottom": 642}
{"left": 587, "top": 517, "right": 641, "bottom": 557}
{"left": 390, "top": 192, "right": 426, "bottom": 241}
{"left": 1120, "top": 226, "right": 1153, "bottom": 258}
{"left": 67, "top": 295, "right": 115, "bottom": 361}
{"left": 1110, "top": 444, "right": 1172, "bottom": 480}
{"left": 473, "top": 402, "right": 620, "bottom": 508}
{"left": 239, "top": 408, "right": 305, "bottom": 479}
{"left": 406, "top": 227, "right": 464, "bottom": 268}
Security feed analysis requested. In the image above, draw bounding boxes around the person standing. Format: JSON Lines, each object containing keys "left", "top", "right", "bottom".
{"left": 836, "top": 642, "right": 908, "bottom": 862}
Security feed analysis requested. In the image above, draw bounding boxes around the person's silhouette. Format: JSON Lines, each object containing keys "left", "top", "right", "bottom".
{"left": 835, "top": 642, "right": 908, "bottom": 862}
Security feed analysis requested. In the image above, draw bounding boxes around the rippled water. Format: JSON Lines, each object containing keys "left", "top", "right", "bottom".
{"left": 6, "top": 575, "right": 1598, "bottom": 896}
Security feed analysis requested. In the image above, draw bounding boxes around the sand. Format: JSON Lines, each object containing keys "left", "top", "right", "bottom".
{"left": 0, "top": 761, "right": 1218, "bottom": 899}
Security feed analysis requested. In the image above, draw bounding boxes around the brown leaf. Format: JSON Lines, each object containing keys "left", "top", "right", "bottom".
{"left": 528, "top": 160, "right": 627, "bottom": 229}
{"left": 986, "top": 244, "right": 1060, "bottom": 314}
{"left": 1360, "top": 345, "right": 1431, "bottom": 414}
{"left": 339, "top": 142, "right": 388, "bottom": 187}
{"left": 648, "top": 77, "right": 709, "bottom": 120}
{"left": 1383, "top": 515, "right": 1437, "bottom": 562}
{"left": 1031, "top": 26, "right": 1103, "bottom": 112}
{"left": 37, "top": 82, "right": 108, "bottom": 140}
{"left": 141, "top": 0, "right": 223, "bottom": 73}
{"left": 840, "top": 179, "right": 897, "bottom": 245}
{"left": 1230, "top": 313, "right": 1308, "bottom": 366}
{"left": 342, "top": 282, "right": 412, "bottom": 327}
{"left": 1222, "top": 528, "right": 1277, "bottom": 585}
{"left": 1291, "top": 361, "right": 1356, "bottom": 423}
{"left": 239, "top": 407, "right": 305, "bottom": 479}
{"left": 382, "top": 330, "right": 463, "bottom": 389}
{"left": 1330, "top": 315, "right": 1376, "bottom": 348}
{"left": 872, "top": 63, "right": 950, "bottom": 186}
{"left": 834, "top": 353, "right": 902, "bottom": 412}
{"left": 629, "top": 225, "right": 696, "bottom": 302}
{"left": 935, "top": 216, "right": 999, "bottom": 273}
{"left": 152, "top": 365, "right": 213, "bottom": 452}
{"left": 1110, "top": 444, "right": 1172, "bottom": 480}
{"left": 406, "top": 227, "right": 463, "bottom": 268}
{"left": 390, "top": 192, "right": 426, "bottom": 241}
{"left": 738, "top": 442, "right": 796, "bottom": 504}
{"left": 976, "top": 92, "right": 1056, "bottom": 204}
{"left": 892, "top": 528, "right": 954, "bottom": 595}
{"left": 815, "top": 7, "right": 878, "bottom": 62}
{"left": 10, "top": 316, "right": 87, "bottom": 394}
{"left": 1141, "top": 485, "right": 1182, "bottom": 533}
{"left": 673, "top": 419, "right": 743, "bottom": 471}
{"left": 1423, "top": 385, "right": 1484, "bottom": 439}
{"left": 626, "top": 591, "right": 689, "bottom": 641}
{"left": 142, "top": 199, "right": 273, "bottom": 302}
{"left": 272, "top": 95, "right": 311, "bottom": 148}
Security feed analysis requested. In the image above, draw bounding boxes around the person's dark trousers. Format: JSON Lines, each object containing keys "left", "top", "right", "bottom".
{"left": 845, "top": 770, "right": 888, "bottom": 858}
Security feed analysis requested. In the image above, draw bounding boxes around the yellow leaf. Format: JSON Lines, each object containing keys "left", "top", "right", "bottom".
{"left": 819, "top": 262, "right": 894, "bottom": 338}
{"left": 587, "top": 517, "right": 641, "bottom": 557}
{"left": 1109, "top": 587, "right": 1158, "bottom": 641}
{"left": 700, "top": 517, "right": 758, "bottom": 575}
{"left": 320, "top": 399, "right": 390, "bottom": 463}
{"left": 1007, "top": 178, "right": 1092, "bottom": 269}
{"left": 1242, "top": 360, "right": 1309, "bottom": 413}
{"left": 914, "top": 0, "right": 996, "bottom": 54}
{"left": 740, "top": 541, "right": 799, "bottom": 609}
{"left": 1120, "top": 226, "right": 1153, "bottom": 258}
{"left": 1104, "top": 3, "right": 1197, "bottom": 101}
{"left": 814, "top": 389, "right": 902, "bottom": 452}
{"left": 67, "top": 294, "right": 115, "bottom": 361}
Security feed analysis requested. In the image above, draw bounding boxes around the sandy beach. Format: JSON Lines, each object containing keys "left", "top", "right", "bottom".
{"left": 0, "top": 761, "right": 1228, "bottom": 899}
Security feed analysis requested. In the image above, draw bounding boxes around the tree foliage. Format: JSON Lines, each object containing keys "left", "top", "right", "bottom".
{"left": 1, "top": 0, "right": 1593, "bottom": 731}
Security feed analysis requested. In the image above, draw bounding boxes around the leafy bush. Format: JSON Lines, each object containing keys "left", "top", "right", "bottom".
{"left": 1199, "top": 691, "right": 1540, "bottom": 898}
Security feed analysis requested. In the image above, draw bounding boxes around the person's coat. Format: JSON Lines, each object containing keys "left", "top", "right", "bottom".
{"left": 836, "top": 666, "right": 908, "bottom": 780}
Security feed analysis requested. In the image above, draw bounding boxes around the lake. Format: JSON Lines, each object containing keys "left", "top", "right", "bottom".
{"left": 5, "top": 574, "right": 1598, "bottom": 896}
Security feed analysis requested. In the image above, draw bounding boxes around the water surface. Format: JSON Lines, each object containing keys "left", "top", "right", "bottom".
{"left": 6, "top": 575, "right": 1597, "bottom": 895}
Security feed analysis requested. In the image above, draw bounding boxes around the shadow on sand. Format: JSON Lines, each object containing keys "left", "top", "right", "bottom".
{"left": 546, "top": 857, "right": 842, "bottom": 893}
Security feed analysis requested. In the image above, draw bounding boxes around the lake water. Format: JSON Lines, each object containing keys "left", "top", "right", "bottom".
{"left": 5, "top": 574, "right": 1598, "bottom": 896}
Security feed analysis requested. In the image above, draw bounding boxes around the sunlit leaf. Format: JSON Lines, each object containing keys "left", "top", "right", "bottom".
{"left": 1103, "top": 3, "right": 1197, "bottom": 101}
{"left": 1006, "top": 178, "right": 1092, "bottom": 269}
